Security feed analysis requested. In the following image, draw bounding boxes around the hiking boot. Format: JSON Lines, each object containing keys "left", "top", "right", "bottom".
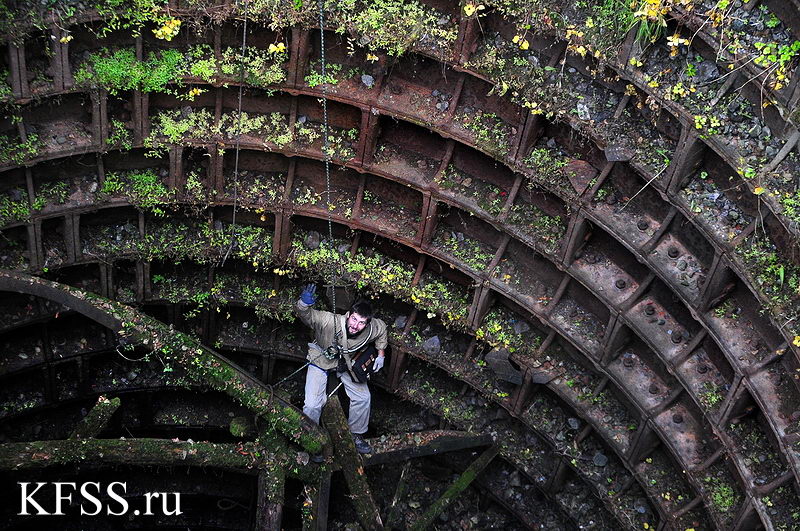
{"left": 352, "top": 434, "right": 372, "bottom": 454}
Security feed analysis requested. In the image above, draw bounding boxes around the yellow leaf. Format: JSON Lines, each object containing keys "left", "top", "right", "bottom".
{"left": 512, "top": 35, "right": 520, "bottom": 43}
{"left": 520, "top": 39, "right": 530, "bottom": 50}
{"left": 463, "top": 3, "right": 476, "bottom": 16}
{"left": 754, "top": 186, "right": 766, "bottom": 195}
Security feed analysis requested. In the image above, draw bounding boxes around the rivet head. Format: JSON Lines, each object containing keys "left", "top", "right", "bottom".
{"left": 671, "top": 333, "right": 683, "bottom": 344}
{"left": 667, "top": 247, "right": 680, "bottom": 259}
{"left": 648, "top": 384, "right": 660, "bottom": 395}
{"left": 622, "top": 353, "right": 635, "bottom": 368}
{"left": 644, "top": 305, "right": 656, "bottom": 316}
{"left": 672, "top": 413, "right": 683, "bottom": 424}
{"left": 637, "top": 220, "right": 649, "bottom": 231}
{"left": 615, "top": 279, "right": 627, "bottom": 289}
{"left": 697, "top": 364, "right": 708, "bottom": 374}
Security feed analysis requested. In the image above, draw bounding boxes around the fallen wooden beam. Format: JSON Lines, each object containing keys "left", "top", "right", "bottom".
{"left": 384, "top": 461, "right": 412, "bottom": 530}
{"left": 0, "top": 271, "right": 328, "bottom": 454}
{"left": 409, "top": 445, "right": 499, "bottom": 531}
{"left": 255, "top": 467, "right": 284, "bottom": 531}
{"left": 302, "top": 470, "right": 331, "bottom": 531}
{"left": 0, "top": 438, "right": 267, "bottom": 472}
{"left": 69, "top": 395, "right": 120, "bottom": 439}
{"left": 364, "top": 430, "right": 492, "bottom": 467}
{"left": 322, "top": 396, "right": 384, "bottom": 530}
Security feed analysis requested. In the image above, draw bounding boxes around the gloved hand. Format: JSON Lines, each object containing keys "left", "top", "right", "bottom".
{"left": 300, "top": 284, "right": 317, "bottom": 305}
{"left": 372, "top": 354, "right": 385, "bottom": 373}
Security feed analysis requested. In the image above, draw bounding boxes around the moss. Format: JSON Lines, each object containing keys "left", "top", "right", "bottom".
{"left": 0, "top": 438, "right": 261, "bottom": 471}
{"left": 229, "top": 416, "right": 252, "bottom": 437}
{"left": 70, "top": 395, "right": 121, "bottom": 439}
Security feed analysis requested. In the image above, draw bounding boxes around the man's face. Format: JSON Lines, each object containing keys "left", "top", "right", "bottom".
{"left": 347, "top": 312, "right": 369, "bottom": 335}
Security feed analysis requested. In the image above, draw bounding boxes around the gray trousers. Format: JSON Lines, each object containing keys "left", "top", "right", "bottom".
{"left": 303, "top": 364, "right": 371, "bottom": 434}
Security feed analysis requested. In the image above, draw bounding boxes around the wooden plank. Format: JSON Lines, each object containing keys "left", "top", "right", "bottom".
{"left": 410, "top": 445, "right": 499, "bottom": 531}
{"left": 322, "top": 396, "right": 384, "bottom": 530}
{"left": 254, "top": 467, "right": 284, "bottom": 531}
{"left": 69, "top": 395, "right": 120, "bottom": 439}
{"left": 384, "top": 461, "right": 412, "bottom": 530}
{"left": 364, "top": 431, "right": 492, "bottom": 467}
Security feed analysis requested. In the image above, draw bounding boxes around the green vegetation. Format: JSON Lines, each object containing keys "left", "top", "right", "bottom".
{"left": 475, "top": 308, "right": 538, "bottom": 353}
{"left": 752, "top": 40, "right": 800, "bottom": 91}
{"left": 434, "top": 231, "right": 494, "bottom": 271}
{"left": 458, "top": 110, "right": 510, "bottom": 155}
{"left": 779, "top": 190, "right": 800, "bottom": 224}
{"left": 437, "top": 165, "right": 507, "bottom": 217}
{"left": 699, "top": 381, "right": 725, "bottom": 410}
{"left": 694, "top": 114, "right": 723, "bottom": 138}
{"left": 108, "top": 119, "right": 132, "bottom": 151}
{"left": 33, "top": 181, "right": 69, "bottom": 210}
{"left": 75, "top": 48, "right": 184, "bottom": 95}
{"left": 94, "top": 0, "right": 171, "bottom": 37}
{"left": 738, "top": 236, "right": 799, "bottom": 311}
{"left": 304, "top": 61, "right": 342, "bottom": 88}
{"left": 523, "top": 147, "right": 570, "bottom": 192}
{"left": 507, "top": 202, "right": 565, "bottom": 254}
{"left": 343, "top": 0, "right": 457, "bottom": 56}
{"left": 220, "top": 45, "right": 288, "bottom": 87}
{"left": 703, "top": 475, "right": 739, "bottom": 513}
{"left": 185, "top": 44, "right": 216, "bottom": 83}
{"left": 99, "top": 169, "right": 172, "bottom": 214}
{"left": 0, "top": 133, "right": 42, "bottom": 165}
{"left": 0, "top": 188, "right": 29, "bottom": 226}
{"left": 712, "top": 299, "right": 738, "bottom": 319}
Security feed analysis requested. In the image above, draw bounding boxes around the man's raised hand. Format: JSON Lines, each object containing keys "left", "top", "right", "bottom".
{"left": 300, "top": 284, "right": 317, "bottom": 305}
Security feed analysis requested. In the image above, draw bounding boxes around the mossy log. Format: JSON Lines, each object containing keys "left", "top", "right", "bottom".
{"left": 255, "top": 467, "right": 285, "bottom": 530}
{"left": 0, "top": 438, "right": 269, "bottom": 472}
{"left": 409, "top": 445, "right": 499, "bottom": 531}
{"left": 321, "top": 396, "right": 384, "bottom": 530}
{"left": 0, "top": 271, "right": 327, "bottom": 454}
{"left": 69, "top": 395, "right": 121, "bottom": 439}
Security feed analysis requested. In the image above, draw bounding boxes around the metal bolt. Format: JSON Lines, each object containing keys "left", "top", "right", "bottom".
{"left": 615, "top": 279, "right": 627, "bottom": 289}
{"left": 622, "top": 354, "right": 635, "bottom": 368}
{"left": 637, "top": 220, "right": 649, "bottom": 231}
{"left": 644, "top": 305, "right": 655, "bottom": 316}
{"left": 697, "top": 364, "right": 708, "bottom": 374}
{"left": 672, "top": 413, "right": 683, "bottom": 424}
{"left": 671, "top": 333, "right": 682, "bottom": 344}
{"left": 667, "top": 247, "right": 680, "bottom": 259}
{"left": 648, "top": 384, "right": 660, "bottom": 395}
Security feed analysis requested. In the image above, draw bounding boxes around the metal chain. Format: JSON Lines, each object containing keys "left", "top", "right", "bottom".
{"left": 317, "top": 0, "right": 340, "bottom": 349}
{"left": 221, "top": 0, "right": 249, "bottom": 266}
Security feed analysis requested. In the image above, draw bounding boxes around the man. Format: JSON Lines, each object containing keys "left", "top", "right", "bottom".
{"left": 296, "top": 284, "right": 388, "bottom": 455}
